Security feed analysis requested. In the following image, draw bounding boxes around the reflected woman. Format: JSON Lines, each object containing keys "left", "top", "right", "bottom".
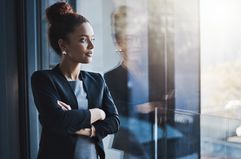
{"left": 31, "top": 2, "right": 119, "bottom": 159}
{"left": 104, "top": 5, "right": 154, "bottom": 159}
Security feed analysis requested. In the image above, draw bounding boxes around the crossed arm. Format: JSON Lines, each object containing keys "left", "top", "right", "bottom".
{"left": 57, "top": 100, "right": 106, "bottom": 137}
{"left": 31, "top": 71, "right": 119, "bottom": 141}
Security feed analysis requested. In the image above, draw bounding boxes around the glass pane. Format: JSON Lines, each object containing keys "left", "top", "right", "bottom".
{"left": 38, "top": 0, "right": 241, "bottom": 158}
{"left": 41, "top": 0, "right": 62, "bottom": 69}
{"left": 76, "top": 0, "right": 200, "bottom": 158}
{"left": 200, "top": 0, "right": 241, "bottom": 158}
{"left": 40, "top": 0, "right": 200, "bottom": 158}
{"left": 151, "top": 0, "right": 200, "bottom": 158}
{"left": 174, "top": 0, "right": 200, "bottom": 113}
{"left": 201, "top": 115, "right": 241, "bottom": 159}
{"left": 76, "top": 0, "right": 119, "bottom": 73}
{"left": 201, "top": 0, "right": 241, "bottom": 118}
{"left": 77, "top": 0, "right": 156, "bottom": 158}
{"left": 164, "top": 110, "right": 199, "bottom": 159}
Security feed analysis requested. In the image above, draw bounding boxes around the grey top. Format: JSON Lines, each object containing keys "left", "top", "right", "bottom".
{"left": 68, "top": 80, "right": 98, "bottom": 159}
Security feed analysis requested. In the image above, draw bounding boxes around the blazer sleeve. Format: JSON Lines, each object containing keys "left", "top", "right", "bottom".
{"left": 31, "top": 71, "right": 91, "bottom": 136}
{"left": 92, "top": 74, "right": 120, "bottom": 142}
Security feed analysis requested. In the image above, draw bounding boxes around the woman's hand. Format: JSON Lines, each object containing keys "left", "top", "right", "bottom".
{"left": 75, "top": 128, "right": 91, "bottom": 136}
{"left": 136, "top": 101, "right": 163, "bottom": 114}
{"left": 57, "top": 100, "right": 72, "bottom": 111}
{"left": 57, "top": 100, "right": 106, "bottom": 123}
{"left": 57, "top": 100, "right": 101, "bottom": 136}
{"left": 75, "top": 126, "right": 96, "bottom": 137}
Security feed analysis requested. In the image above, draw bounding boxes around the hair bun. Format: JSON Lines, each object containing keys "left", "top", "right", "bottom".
{"left": 46, "top": 2, "right": 74, "bottom": 25}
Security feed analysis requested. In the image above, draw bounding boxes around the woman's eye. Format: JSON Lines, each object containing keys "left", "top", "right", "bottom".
{"left": 80, "top": 38, "right": 87, "bottom": 43}
{"left": 79, "top": 37, "right": 95, "bottom": 43}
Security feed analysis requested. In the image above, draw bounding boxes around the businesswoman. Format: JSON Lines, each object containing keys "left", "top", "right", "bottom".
{"left": 31, "top": 2, "right": 119, "bottom": 159}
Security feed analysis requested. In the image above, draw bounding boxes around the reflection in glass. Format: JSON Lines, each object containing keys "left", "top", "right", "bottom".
{"left": 38, "top": 0, "right": 241, "bottom": 158}
{"left": 201, "top": 0, "right": 241, "bottom": 158}
{"left": 104, "top": 4, "right": 154, "bottom": 159}
{"left": 43, "top": 0, "right": 199, "bottom": 158}
{"left": 201, "top": 115, "right": 241, "bottom": 158}
{"left": 201, "top": 0, "right": 241, "bottom": 119}
{"left": 149, "top": 0, "right": 200, "bottom": 158}
{"left": 158, "top": 110, "right": 199, "bottom": 158}
{"left": 105, "top": 0, "right": 200, "bottom": 158}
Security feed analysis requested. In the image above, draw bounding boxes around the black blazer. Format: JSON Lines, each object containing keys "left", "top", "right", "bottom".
{"left": 31, "top": 65, "right": 120, "bottom": 159}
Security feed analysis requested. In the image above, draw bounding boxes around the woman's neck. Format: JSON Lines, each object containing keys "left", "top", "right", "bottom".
{"left": 59, "top": 59, "right": 81, "bottom": 81}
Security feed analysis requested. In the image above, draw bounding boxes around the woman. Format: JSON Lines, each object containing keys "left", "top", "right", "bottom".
{"left": 104, "top": 5, "right": 168, "bottom": 159}
{"left": 31, "top": 2, "right": 119, "bottom": 159}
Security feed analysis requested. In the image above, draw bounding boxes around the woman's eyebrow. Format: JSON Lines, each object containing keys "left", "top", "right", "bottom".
{"left": 78, "top": 34, "right": 95, "bottom": 37}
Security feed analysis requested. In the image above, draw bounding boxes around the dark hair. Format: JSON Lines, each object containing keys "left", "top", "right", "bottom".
{"left": 111, "top": 6, "right": 127, "bottom": 41}
{"left": 111, "top": 5, "right": 146, "bottom": 42}
{"left": 46, "top": 2, "right": 89, "bottom": 55}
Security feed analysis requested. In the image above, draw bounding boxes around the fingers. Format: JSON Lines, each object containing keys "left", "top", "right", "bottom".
{"left": 136, "top": 101, "right": 163, "bottom": 114}
{"left": 91, "top": 125, "right": 96, "bottom": 137}
{"left": 75, "top": 127, "right": 96, "bottom": 137}
{"left": 136, "top": 102, "right": 155, "bottom": 113}
{"left": 57, "top": 100, "right": 72, "bottom": 111}
{"left": 75, "top": 128, "right": 91, "bottom": 136}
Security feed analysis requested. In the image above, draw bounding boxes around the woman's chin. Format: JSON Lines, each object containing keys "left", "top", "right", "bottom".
{"left": 81, "top": 58, "right": 92, "bottom": 64}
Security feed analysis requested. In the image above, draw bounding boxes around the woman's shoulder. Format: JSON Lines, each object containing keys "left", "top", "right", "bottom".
{"left": 81, "top": 70, "right": 101, "bottom": 76}
{"left": 81, "top": 70, "right": 104, "bottom": 82}
{"left": 31, "top": 69, "right": 61, "bottom": 85}
{"left": 32, "top": 64, "right": 62, "bottom": 77}
{"left": 31, "top": 69, "right": 55, "bottom": 78}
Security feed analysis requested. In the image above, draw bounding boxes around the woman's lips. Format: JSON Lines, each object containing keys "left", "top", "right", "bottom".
{"left": 86, "top": 51, "right": 93, "bottom": 57}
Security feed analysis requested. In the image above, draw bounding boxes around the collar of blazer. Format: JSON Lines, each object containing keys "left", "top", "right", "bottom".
{"left": 52, "top": 64, "right": 96, "bottom": 109}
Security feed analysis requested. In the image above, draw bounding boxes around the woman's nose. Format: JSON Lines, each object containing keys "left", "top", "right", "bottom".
{"left": 88, "top": 40, "right": 94, "bottom": 49}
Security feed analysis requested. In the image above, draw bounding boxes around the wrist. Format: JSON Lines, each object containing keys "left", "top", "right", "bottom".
{"left": 89, "top": 125, "right": 93, "bottom": 137}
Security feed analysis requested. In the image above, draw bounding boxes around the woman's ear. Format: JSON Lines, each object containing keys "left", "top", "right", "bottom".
{"left": 58, "top": 39, "right": 66, "bottom": 52}
{"left": 115, "top": 46, "right": 123, "bottom": 53}
{"left": 116, "top": 38, "right": 127, "bottom": 53}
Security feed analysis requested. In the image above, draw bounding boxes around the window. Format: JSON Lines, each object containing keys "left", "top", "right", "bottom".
{"left": 36, "top": 0, "right": 241, "bottom": 158}
{"left": 38, "top": 0, "right": 203, "bottom": 158}
{"left": 201, "top": 0, "right": 241, "bottom": 158}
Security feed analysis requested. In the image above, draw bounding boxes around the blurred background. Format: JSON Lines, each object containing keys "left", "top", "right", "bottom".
{"left": 1, "top": 0, "right": 241, "bottom": 158}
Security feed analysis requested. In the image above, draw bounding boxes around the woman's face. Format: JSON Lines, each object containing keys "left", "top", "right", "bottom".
{"left": 63, "top": 22, "right": 95, "bottom": 64}
{"left": 116, "top": 23, "right": 146, "bottom": 66}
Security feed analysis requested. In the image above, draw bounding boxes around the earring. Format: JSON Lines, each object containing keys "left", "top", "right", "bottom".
{"left": 62, "top": 51, "right": 67, "bottom": 55}
{"left": 115, "top": 49, "right": 123, "bottom": 52}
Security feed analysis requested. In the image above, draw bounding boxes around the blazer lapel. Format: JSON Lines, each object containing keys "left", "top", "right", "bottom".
{"left": 52, "top": 65, "right": 79, "bottom": 109}
{"left": 81, "top": 71, "right": 95, "bottom": 109}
